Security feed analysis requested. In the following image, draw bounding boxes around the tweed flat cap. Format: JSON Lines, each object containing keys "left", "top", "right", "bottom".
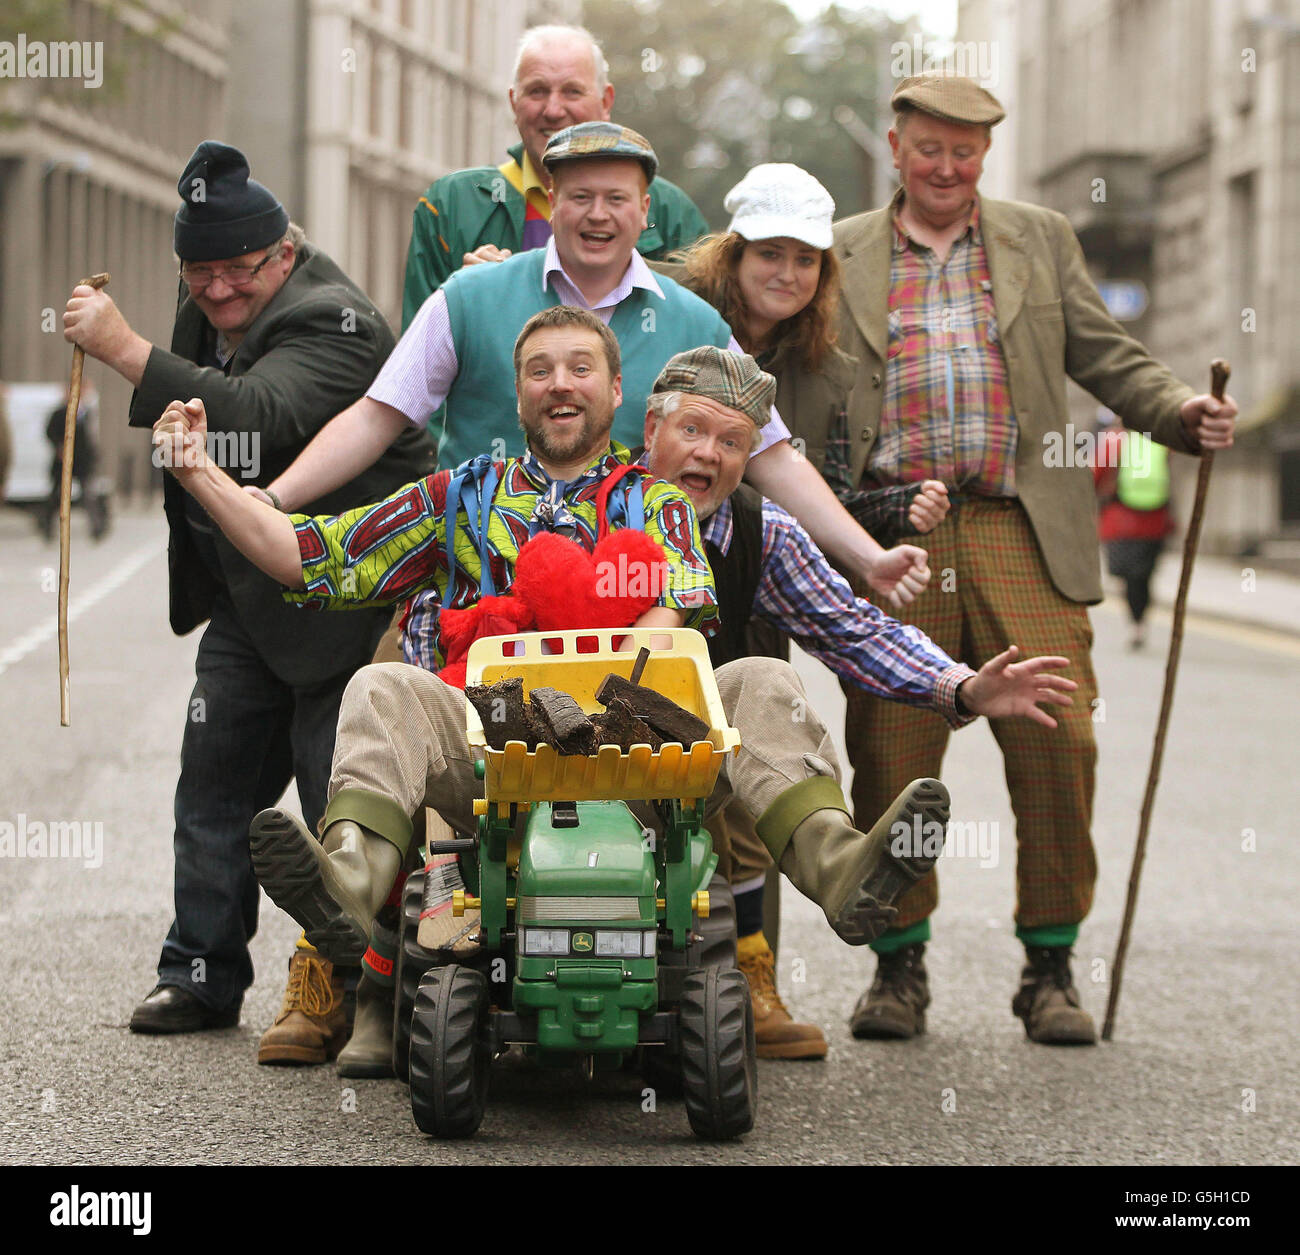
{"left": 653, "top": 346, "right": 775, "bottom": 429}
{"left": 891, "top": 73, "right": 1005, "bottom": 126}
{"left": 542, "top": 122, "right": 659, "bottom": 183}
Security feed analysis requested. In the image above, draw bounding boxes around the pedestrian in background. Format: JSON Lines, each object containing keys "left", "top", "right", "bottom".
{"left": 1094, "top": 417, "right": 1173, "bottom": 650}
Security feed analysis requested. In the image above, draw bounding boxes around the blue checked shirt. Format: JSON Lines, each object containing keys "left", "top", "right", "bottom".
{"left": 702, "top": 497, "right": 978, "bottom": 726}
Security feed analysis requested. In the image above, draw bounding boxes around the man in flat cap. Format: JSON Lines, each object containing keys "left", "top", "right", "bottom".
{"left": 62, "top": 141, "right": 432, "bottom": 1059}
{"left": 401, "top": 24, "right": 707, "bottom": 325}
{"left": 148, "top": 310, "right": 957, "bottom": 977}
{"left": 830, "top": 74, "right": 1237, "bottom": 1044}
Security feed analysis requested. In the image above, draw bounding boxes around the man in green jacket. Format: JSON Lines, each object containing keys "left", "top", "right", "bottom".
{"left": 831, "top": 73, "right": 1237, "bottom": 1045}
{"left": 401, "top": 23, "right": 708, "bottom": 333}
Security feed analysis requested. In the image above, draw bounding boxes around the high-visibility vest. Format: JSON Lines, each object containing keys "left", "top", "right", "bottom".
{"left": 1116, "top": 434, "right": 1169, "bottom": 511}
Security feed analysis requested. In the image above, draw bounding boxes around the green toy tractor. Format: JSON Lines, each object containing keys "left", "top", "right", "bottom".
{"left": 402, "top": 628, "right": 757, "bottom": 1141}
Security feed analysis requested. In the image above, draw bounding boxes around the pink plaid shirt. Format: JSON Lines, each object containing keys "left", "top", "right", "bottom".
{"left": 867, "top": 196, "right": 1017, "bottom": 497}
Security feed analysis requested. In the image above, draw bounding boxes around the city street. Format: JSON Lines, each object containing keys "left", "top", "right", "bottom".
{"left": 1, "top": 504, "right": 1295, "bottom": 1166}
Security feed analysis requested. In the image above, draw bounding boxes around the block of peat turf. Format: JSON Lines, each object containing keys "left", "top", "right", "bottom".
{"left": 590, "top": 696, "right": 663, "bottom": 752}
{"left": 528, "top": 686, "right": 598, "bottom": 755}
{"left": 465, "top": 676, "right": 534, "bottom": 749}
{"left": 593, "top": 673, "right": 710, "bottom": 746}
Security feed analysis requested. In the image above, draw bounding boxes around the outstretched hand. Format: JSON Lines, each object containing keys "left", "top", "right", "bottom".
{"left": 867, "top": 543, "right": 931, "bottom": 608}
{"left": 959, "top": 645, "right": 1077, "bottom": 727}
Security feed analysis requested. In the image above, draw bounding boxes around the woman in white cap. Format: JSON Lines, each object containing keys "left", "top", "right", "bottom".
{"left": 657, "top": 164, "right": 948, "bottom": 1064}
{"left": 666, "top": 163, "right": 947, "bottom": 543}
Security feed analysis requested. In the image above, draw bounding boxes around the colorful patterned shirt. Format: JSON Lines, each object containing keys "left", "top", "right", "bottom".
{"left": 702, "top": 497, "right": 976, "bottom": 727}
{"left": 285, "top": 443, "right": 717, "bottom": 669}
{"left": 866, "top": 193, "right": 1017, "bottom": 497}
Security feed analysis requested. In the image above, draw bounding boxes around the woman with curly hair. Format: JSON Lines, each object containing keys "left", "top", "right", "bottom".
{"left": 655, "top": 166, "right": 948, "bottom": 1064}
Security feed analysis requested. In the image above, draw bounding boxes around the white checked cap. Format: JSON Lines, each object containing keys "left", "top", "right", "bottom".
{"left": 723, "top": 163, "right": 835, "bottom": 251}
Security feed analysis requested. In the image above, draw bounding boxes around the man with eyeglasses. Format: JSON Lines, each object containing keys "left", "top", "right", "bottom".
{"left": 62, "top": 140, "right": 432, "bottom": 1058}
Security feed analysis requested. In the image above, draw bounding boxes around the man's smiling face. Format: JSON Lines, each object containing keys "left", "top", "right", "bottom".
{"left": 516, "top": 325, "right": 622, "bottom": 468}
{"left": 548, "top": 158, "right": 649, "bottom": 288}
{"left": 509, "top": 35, "right": 614, "bottom": 175}
{"left": 644, "top": 394, "right": 755, "bottom": 520}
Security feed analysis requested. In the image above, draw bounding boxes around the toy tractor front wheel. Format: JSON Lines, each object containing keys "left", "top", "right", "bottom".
{"left": 409, "top": 965, "right": 492, "bottom": 1138}
{"left": 678, "top": 966, "right": 757, "bottom": 1140}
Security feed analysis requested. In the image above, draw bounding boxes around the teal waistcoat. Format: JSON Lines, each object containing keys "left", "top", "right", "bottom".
{"left": 439, "top": 249, "right": 732, "bottom": 468}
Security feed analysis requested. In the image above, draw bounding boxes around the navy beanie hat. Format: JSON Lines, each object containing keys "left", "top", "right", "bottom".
{"left": 174, "top": 141, "right": 289, "bottom": 262}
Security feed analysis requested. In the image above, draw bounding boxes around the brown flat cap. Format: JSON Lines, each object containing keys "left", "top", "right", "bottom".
{"left": 652, "top": 346, "right": 775, "bottom": 429}
{"left": 891, "top": 73, "right": 1005, "bottom": 126}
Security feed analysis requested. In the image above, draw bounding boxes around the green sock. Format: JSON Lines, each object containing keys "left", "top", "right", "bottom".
{"left": 870, "top": 917, "right": 931, "bottom": 955}
{"left": 1016, "top": 922, "right": 1079, "bottom": 949}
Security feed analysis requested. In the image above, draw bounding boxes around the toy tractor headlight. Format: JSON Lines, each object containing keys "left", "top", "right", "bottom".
{"left": 595, "top": 930, "right": 656, "bottom": 958}
{"left": 520, "top": 928, "right": 571, "bottom": 956}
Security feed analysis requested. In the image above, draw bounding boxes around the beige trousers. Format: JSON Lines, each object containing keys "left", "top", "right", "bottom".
{"left": 320, "top": 657, "right": 845, "bottom": 857}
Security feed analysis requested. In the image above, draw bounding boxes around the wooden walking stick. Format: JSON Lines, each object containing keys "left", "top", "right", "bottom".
{"left": 58, "top": 272, "right": 111, "bottom": 727}
{"left": 1102, "top": 358, "right": 1230, "bottom": 1041}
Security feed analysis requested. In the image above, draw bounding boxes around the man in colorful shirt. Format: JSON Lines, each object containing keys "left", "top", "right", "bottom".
{"left": 151, "top": 310, "right": 961, "bottom": 986}
{"left": 259, "top": 122, "right": 936, "bottom": 629}
{"left": 400, "top": 24, "right": 708, "bottom": 330}
{"left": 831, "top": 73, "right": 1238, "bottom": 1044}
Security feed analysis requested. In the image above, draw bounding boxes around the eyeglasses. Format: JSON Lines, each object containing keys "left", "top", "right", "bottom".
{"left": 179, "top": 248, "right": 281, "bottom": 291}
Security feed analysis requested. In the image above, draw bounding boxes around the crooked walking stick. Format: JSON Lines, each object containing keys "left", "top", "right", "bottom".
{"left": 58, "top": 272, "right": 111, "bottom": 727}
{"left": 1102, "top": 358, "right": 1230, "bottom": 1041}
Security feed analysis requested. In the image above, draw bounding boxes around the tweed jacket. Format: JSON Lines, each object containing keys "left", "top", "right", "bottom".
{"left": 129, "top": 243, "right": 434, "bottom": 686}
{"left": 832, "top": 194, "right": 1198, "bottom": 603}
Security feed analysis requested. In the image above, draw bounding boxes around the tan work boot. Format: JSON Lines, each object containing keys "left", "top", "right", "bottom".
{"left": 336, "top": 969, "right": 396, "bottom": 1078}
{"left": 257, "top": 946, "right": 348, "bottom": 1066}
{"left": 778, "top": 779, "right": 948, "bottom": 945}
{"left": 1012, "top": 947, "right": 1098, "bottom": 1045}
{"left": 249, "top": 809, "right": 403, "bottom": 965}
{"left": 737, "top": 935, "right": 827, "bottom": 1060}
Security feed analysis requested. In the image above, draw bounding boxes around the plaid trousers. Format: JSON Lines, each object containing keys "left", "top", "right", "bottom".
{"left": 844, "top": 497, "right": 1099, "bottom": 929}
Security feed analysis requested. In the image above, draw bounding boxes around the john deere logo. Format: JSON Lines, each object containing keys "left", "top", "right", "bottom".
{"left": 573, "top": 932, "right": 593, "bottom": 952}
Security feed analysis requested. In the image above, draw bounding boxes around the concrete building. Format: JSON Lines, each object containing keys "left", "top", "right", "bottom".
{"left": 959, "top": 0, "right": 1300, "bottom": 559}
{"left": 1, "top": 0, "right": 527, "bottom": 499}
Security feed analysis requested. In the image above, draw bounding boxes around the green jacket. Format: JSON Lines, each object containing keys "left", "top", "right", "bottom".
{"left": 832, "top": 194, "right": 1197, "bottom": 604}
{"left": 402, "top": 143, "right": 710, "bottom": 329}
{"left": 129, "top": 243, "right": 434, "bottom": 685}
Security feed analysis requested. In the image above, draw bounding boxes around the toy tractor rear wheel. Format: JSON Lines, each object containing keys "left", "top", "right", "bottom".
{"left": 409, "top": 965, "right": 492, "bottom": 1138}
{"left": 393, "top": 868, "right": 437, "bottom": 1083}
{"left": 678, "top": 966, "right": 757, "bottom": 1141}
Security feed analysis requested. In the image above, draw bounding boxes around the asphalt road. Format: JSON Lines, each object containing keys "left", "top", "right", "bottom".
{"left": 1, "top": 505, "right": 1295, "bottom": 1165}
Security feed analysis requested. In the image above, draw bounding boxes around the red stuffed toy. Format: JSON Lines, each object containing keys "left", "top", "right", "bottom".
{"left": 435, "top": 528, "right": 669, "bottom": 688}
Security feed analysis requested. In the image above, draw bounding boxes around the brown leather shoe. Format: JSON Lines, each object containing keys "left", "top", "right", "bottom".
{"left": 849, "top": 942, "right": 929, "bottom": 1039}
{"left": 257, "top": 947, "right": 348, "bottom": 1065}
{"left": 737, "top": 941, "right": 827, "bottom": 1060}
{"left": 1011, "top": 947, "right": 1097, "bottom": 1045}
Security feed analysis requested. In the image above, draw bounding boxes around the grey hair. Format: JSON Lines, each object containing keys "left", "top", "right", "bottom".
{"left": 646, "top": 391, "right": 682, "bottom": 422}
{"left": 647, "top": 389, "right": 763, "bottom": 450}
{"left": 514, "top": 24, "right": 609, "bottom": 91}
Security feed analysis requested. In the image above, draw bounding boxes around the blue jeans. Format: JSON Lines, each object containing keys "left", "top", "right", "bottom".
{"left": 155, "top": 596, "right": 364, "bottom": 1010}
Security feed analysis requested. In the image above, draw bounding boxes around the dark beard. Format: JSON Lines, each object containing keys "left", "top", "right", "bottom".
{"left": 520, "top": 412, "right": 613, "bottom": 466}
